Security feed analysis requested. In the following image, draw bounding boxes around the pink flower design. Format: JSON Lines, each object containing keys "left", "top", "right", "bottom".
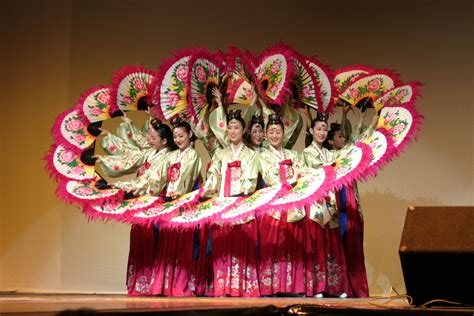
{"left": 167, "top": 91, "right": 179, "bottom": 107}
{"left": 284, "top": 119, "right": 291, "bottom": 127}
{"left": 176, "top": 66, "right": 188, "bottom": 82}
{"left": 132, "top": 78, "right": 145, "bottom": 90}
{"left": 302, "top": 85, "right": 311, "bottom": 97}
{"left": 113, "top": 165, "right": 120, "bottom": 171}
{"left": 391, "top": 122, "right": 406, "bottom": 135}
{"left": 384, "top": 113, "right": 396, "bottom": 124}
{"left": 97, "top": 92, "right": 110, "bottom": 104}
{"left": 60, "top": 150, "right": 75, "bottom": 163}
{"left": 218, "top": 121, "right": 225, "bottom": 129}
{"left": 208, "top": 67, "right": 215, "bottom": 77}
{"left": 122, "top": 96, "right": 132, "bottom": 104}
{"left": 350, "top": 88, "right": 359, "bottom": 100}
{"left": 256, "top": 67, "right": 264, "bottom": 77}
{"left": 336, "top": 165, "right": 349, "bottom": 178}
{"left": 369, "top": 141, "right": 377, "bottom": 149}
{"left": 74, "top": 134, "right": 85, "bottom": 143}
{"left": 268, "top": 84, "right": 279, "bottom": 94}
{"left": 66, "top": 119, "right": 84, "bottom": 131}
{"left": 368, "top": 78, "right": 382, "bottom": 92}
{"left": 76, "top": 187, "right": 94, "bottom": 195}
{"left": 195, "top": 66, "right": 207, "bottom": 82}
{"left": 102, "top": 201, "right": 122, "bottom": 211}
{"left": 91, "top": 108, "right": 103, "bottom": 116}
{"left": 71, "top": 166, "right": 85, "bottom": 175}
{"left": 270, "top": 60, "right": 281, "bottom": 74}
{"left": 244, "top": 89, "right": 253, "bottom": 99}
{"left": 126, "top": 131, "right": 132, "bottom": 138}
{"left": 109, "top": 145, "right": 117, "bottom": 151}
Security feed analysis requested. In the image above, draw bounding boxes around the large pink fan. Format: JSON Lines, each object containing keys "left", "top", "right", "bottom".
{"left": 110, "top": 65, "right": 156, "bottom": 112}
{"left": 254, "top": 44, "right": 296, "bottom": 105}
{"left": 187, "top": 50, "right": 224, "bottom": 124}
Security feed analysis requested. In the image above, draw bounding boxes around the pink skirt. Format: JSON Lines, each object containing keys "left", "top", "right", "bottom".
{"left": 150, "top": 227, "right": 196, "bottom": 296}
{"left": 212, "top": 221, "right": 260, "bottom": 297}
{"left": 126, "top": 224, "right": 156, "bottom": 296}
{"left": 305, "top": 218, "right": 351, "bottom": 297}
{"left": 258, "top": 215, "right": 307, "bottom": 296}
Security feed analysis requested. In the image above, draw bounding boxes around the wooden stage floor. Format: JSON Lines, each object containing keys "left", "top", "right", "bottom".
{"left": 0, "top": 293, "right": 472, "bottom": 315}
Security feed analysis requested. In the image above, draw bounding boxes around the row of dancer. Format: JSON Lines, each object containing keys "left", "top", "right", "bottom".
{"left": 95, "top": 90, "right": 378, "bottom": 298}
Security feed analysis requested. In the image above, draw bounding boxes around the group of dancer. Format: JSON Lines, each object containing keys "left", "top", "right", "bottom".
{"left": 95, "top": 86, "right": 377, "bottom": 298}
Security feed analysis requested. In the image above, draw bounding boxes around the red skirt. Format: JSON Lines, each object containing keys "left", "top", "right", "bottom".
{"left": 212, "top": 220, "right": 260, "bottom": 297}
{"left": 258, "top": 215, "right": 307, "bottom": 295}
{"left": 126, "top": 225, "right": 156, "bottom": 296}
{"left": 336, "top": 184, "right": 369, "bottom": 297}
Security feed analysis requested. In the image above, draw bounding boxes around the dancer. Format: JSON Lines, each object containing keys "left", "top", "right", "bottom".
{"left": 150, "top": 118, "right": 203, "bottom": 297}
{"left": 257, "top": 114, "right": 308, "bottom": 296}
{"left": 94, "top": 114, "right": 175, "bottom": 296}
{"left": 203, "top": 109, "right": 260, "bottom": 296}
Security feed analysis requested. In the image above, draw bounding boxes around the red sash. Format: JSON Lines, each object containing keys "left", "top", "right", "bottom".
{"left": 279, "top": 159, "right": 294, "bottom": 185}
{"left": 167, "top": 162, "right": 181, "bottom": 184}
{"left": 224, "top": 160, "right": 242, "bottom": 197}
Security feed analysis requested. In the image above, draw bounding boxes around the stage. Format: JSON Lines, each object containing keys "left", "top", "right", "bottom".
{"left": 1, "top": 294, "right": 473, "bottom": 315}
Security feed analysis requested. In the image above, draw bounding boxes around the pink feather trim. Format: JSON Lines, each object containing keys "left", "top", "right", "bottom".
{"left": 110, "top": 65, "right": 157, "bottom": 113}
{"left": 306, "top": 56, "right": 336, "bottom": 113}
{"left": 149, "top": 47, "right": 208, "bottom": 120}
{"left": 363, "top": 128, "right": 397, "bottom": 178}
{"left": 332, "top": 142, "right": 373, "bottom": 189}
{"left": 255, "top": 42, "right": 297, "bottom": 106}
{"left": 74, "top": 85, "right": 112, "bottom": 123}
{"left": 186, "top": 49, "right": 225, "bottom": 124}
{"left": 50, "top": 108, "right": 86, "bottom": 153}
{"left": 264, "top": 166, "right": 336, "bottom": 219}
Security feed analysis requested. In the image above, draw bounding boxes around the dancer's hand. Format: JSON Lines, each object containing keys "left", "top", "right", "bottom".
{"left": 98, "top": 127, "right": 110, "bottom": 136}
{"left": 212, "top": 87, "right": 223, "bottom": 106}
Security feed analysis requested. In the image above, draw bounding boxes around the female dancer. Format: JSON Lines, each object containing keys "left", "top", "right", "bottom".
{"left": 258, "top": 114, "right": 308, "bottom": 296}
{"left": 203, "top": 110, "right": 260, "bottom": 296}
{"left": 150, "top": 118, "right": 203, "bottom": 297}
{"left": 95, "top": 115, "right": 175, "bottom": 296}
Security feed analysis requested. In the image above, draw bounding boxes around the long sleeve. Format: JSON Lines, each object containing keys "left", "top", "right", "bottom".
{"left": 116, "top": 118, "right": 149, "bottom": 149}
{"left": 208, "top": 105, "right": 228, "bottom": 148}
{"left": 203, "top": 152, "right": 222, "bottom": 197}
{"left": 163, "top": 147, "right": 202, "bottom": 198}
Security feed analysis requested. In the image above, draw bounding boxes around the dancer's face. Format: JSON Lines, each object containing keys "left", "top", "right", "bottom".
{"left": 227, "top": 119, "right": 244, "bottom": 145}
{"left": 330, "top": 130, "right": 345, "bottom": 150}
{"left": 312, "top": 121, "right": 328, "bottom": 145}
{"left": 146, "top": 128, "right": 166, "bottom": 150}
{"left": 266, "top": 124, "right": 284, "bottom": 149}
{"left": 249, "top": 124, "right": 264, "bottom": 147}
{"left": 173, "top": 127, "right": 191, "bottom": 150}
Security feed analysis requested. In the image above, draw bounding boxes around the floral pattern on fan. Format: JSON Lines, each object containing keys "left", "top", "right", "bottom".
{"left": 57, "top": 110, "right": 95, "bottom": 149}
{"left": 220, "top": 186, "right": 282, "bottom": 222}
{"left": 255, "top": 54, "right": 287, "bottom": 103}
{"left": 115, "top": 72, "right": 154, "bottom": 111}
{"left": 340, "top": 74, "right": 396, "bottom": 106}
{"left": 80, "top": 87, "right": 112, "bottom": 122}
{"left": 373, "top": 83, "right": 419, "bottom": 110}
{"left": 188, "top": 58, "right": 221, "bottom": 123}
{"left": 66, "top": 180, "right": 119, "bottom": 200}
{"left": 293, "top": 58, "right": 318, "bottom": 109}
{"left": 377, "top": 107, "right": 411, "bottom": 146}
{"left": 169, "top": 197, "right": 238, "bottom": 225}
{"left": 159, "top": 56, "right": 190, "bottom": 119}
{"left": 334, "top": 146, "right": 363, "bottom": 180}
{"left": 334, "top": 70, "right": 369, "bottom": 94}
{"left": 53, "top": 145, "right": 95, "bottom": 180}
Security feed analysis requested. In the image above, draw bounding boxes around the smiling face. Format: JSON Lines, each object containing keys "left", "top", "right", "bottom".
{"left": 173, "top": 126, "right": 192, "bottom": 150}
{"left": 227, "top": 119, "right": 244, "bottom": 145}
{"left": 146, "top": 128, "right": 166, "bottom": 150}
{"left": 311, "top": 121, "right": 328, "bottom": 146}
{"left": 266, "top": 123, "right": 284, "bottom": 149}
{"left": 249, "top": 123, "right": 264, "bottom": 147}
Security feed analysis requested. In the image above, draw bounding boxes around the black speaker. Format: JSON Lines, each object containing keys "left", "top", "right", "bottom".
{"left": 399, "top": 206, "right": 474, "bottom": 306}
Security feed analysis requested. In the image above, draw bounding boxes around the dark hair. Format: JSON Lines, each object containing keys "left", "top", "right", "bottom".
{"left": 226, "top": 110, "right": 246, "bottom": 129}
{"left": 310, "top": 112, "right": 329, "bottom": 128}
{"left": 172, "top": 120, "right": 197, "bottom": 142}
{"left": 324, "top": 122, "right": 342, "bottom": 149}
{"left": 151, "top": 120, "right": 177, "bottom": 150}
{"left": 266, "top": 114, "right": 284, "bottom": 131}
{"left": 249, "top": 114, "right": 265, "bottom": 130}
